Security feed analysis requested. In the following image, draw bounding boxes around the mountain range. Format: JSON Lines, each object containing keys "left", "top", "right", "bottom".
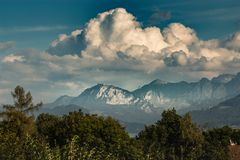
{"left": 191, "top": 93, "right": 240, "bottom": 128}
{"left": 42, "top": 72, "right": 240, "bottom": 134}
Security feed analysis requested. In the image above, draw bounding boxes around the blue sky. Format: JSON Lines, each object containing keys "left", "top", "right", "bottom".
{"left": 0, "top": 0, "right": 239, "bottom": 50}
{"left": 0, "top": 0, "right": 240, "bottom": 103}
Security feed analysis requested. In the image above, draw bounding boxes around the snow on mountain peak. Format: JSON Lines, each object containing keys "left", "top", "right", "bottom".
{"left": 143, "top": 90, "right": 174, "bottom": 109}
{"left": 48, "top": 72, "right": 240, "bottom": 114}
{"left": 82, "top": 84, "right": 140, "bottom": 105}
{"left": 97, "top": 85, "right": 138, "bottom": 105}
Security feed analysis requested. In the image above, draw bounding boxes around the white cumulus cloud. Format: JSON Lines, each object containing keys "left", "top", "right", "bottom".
{"left": 1, "top": 8, "right": 240, "bottom": 103}
{"left": 2, "top": 54, "right": 25, "bottom": 63}
{"left": 47, "top": 8, "right": 240, "bottom": 74}
{"left": 224, "top": 32, "right": 240, "bottom": 52}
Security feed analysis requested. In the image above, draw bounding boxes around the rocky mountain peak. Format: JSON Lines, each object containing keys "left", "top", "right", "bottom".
{"left": 212, "top": 74, "right": 235, "bottom": 83}
{"left": 149, "top": 79, "right": 168, "bottom": 85}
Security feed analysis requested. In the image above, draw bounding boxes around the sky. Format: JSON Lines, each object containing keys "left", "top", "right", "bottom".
{"left": 0, "top": 0, "right": 240, "bottom": 103}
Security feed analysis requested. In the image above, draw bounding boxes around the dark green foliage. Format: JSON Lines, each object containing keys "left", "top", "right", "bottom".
{"left": 201, "top": 126, "right": 233, "bottom": 160}
{"left": 0, "top": 129, "right": 24, "bottom": 160}
{"left": 137, "top": 109, "right": 204, "bottom": 160}
{"left": 0, "top": 85, "right": 42, "bottom": 137}
{"left": 36, "top": 113, "right": 61, "bottom": 147}
{"left": 231, "top": 129, "right": 240, "bottom": 144}
{"left": 1, "top": 86, "right": 240, "bottom": 159}
{"left": 36, "top": 111, "right": 142, "bottom": 159}
{"left": 62, "top": 135, "right": 118, "bottom": 160}
{"left": 0, "top": 128, "right": 54, "bottom": 160}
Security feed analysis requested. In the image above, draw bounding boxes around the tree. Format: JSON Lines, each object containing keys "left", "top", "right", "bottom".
{"left": 36, "top": 111, "right": 142, "bottom": 160}
{"left": 137, "top": 109, "right": 204, "bottom": 160}
{"left": 201, "top": 126, "right": 232, "bottom": 160}
{"left": 0, "top": 128, "right": 25, "bottom": 160}
{"left": 0, "top": 85, "right": 42, "bottom": 137}
{"left": 36, "top": 113, "right": 61, "bottom": 147}
{"left": 62, "top": 135, "right": 118, "bottom": 160}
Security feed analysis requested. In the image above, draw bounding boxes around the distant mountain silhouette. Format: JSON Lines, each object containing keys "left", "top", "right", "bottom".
{"left": 191, "top": 94, "right": 240, "bottom": 128}
{"left": 43, "top": 72, "right": 240, "bottom": 134}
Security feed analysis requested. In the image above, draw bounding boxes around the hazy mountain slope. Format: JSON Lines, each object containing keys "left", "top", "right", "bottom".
{"left": 191, "top": 94, "right": 240, "bottom": 127}
{"left": 133, "top": 76, "right": 235, "bottom": 110}
{"left": 44, "top": 95, "right": 74, "bottom": 109}
{"left": 38, "top": 104, "right": 89, "bottom": 116}
{"left": 43, "top": 72, "right": 240, "bottom": 133}
{"left": 45, "top": 73, "right": 240, "bottom": 113}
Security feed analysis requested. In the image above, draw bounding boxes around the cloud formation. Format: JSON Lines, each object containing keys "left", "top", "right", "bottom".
{"left": 48, "top": 8, "right": 240, "bottom": 73}
{"left": 0, "top": 26, "right": 68, "bottom": 34}
{"left": 2, "top": 54, "right": 25, "bottom": 63}
{"left": 0, "top": 41, "right": 15, "bottom": 51}
{"left": 148, "top": 8, "right": 171, "bottom": 25}
{"left": 1, "top": 8, "right": 240, "bottom": 103}
{"left": 224, "top": 32, "right": 240, "bottom": 52}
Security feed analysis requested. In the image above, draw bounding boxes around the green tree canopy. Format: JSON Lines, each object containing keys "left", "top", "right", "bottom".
{"left": 36, "top": 111, "right": 142, "bottom": 159}
{"left": 0, "top": 85, "right": 42, "bottom": 137}
{"left": 137, "top": 109, "right": 204, "bottom": 160}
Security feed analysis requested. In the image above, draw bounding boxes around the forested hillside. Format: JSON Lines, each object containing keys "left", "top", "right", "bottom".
{"left": 0, "top": 86, "right": 239, "bottom": 160}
